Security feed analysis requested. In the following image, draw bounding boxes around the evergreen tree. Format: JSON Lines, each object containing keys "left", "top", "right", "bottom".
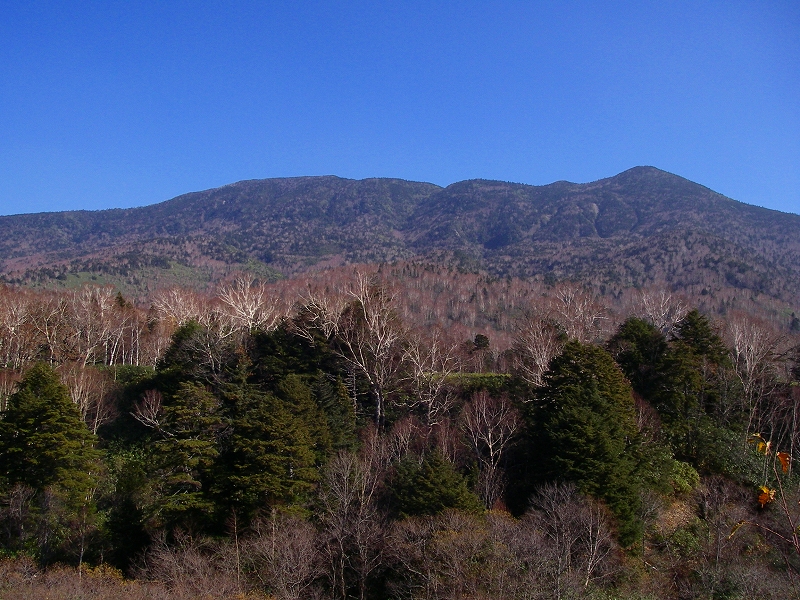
{"left": 249, "top": 323, "right": 342, "bottom": 389}
{"left": 535, "top": 341, "right": 642, "bottom": 545}
{"left": 654, "top": 310, "right": 735, "bottom": 467}
{"left": 0, "top": 363, "right": 99, "bottom": 492}
{"left": 609, "top": 311, "right": 740, "bottom": 473}
{"left": 390, "top": 452, "right": 482, "bottom": 517}
{"left": 276, "top": 374, "right": 333, "bottom": 464}
{"left": 0, "top": 363, "right": 101, "bottom": 561}
{"left": 150, "top": 381, "right": 222, "bottom": 531}
{"left": 313, "top": 372, "right": 358, "bottom": 452}
{"left": 215, "top": 380, "right": 318, "bottom": 523}
{"left": 607, "top": 316, "right": 668, "bottom": 399}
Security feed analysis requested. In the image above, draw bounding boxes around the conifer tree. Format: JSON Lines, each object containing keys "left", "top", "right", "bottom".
{"left": 536, "top": 341, "right": 642, "bottom": 545}
{"left": 150, "top": 381, "right": 222, "bottom": 531}
{"left": 215, "top": 380, "right": 318, "bottom": 522}
{"left": 0, "top": 363, "right": 101, "bottom": 561}
{"left": 607, "top": 316, "right": 668, "bottom": 399}
{"left": 390, "top": 452, "right": 482, "bottom": 517}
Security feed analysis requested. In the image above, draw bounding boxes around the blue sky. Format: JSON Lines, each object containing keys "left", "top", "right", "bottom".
{"left": 1, "top": 1, "right": 798, "bottom": 216}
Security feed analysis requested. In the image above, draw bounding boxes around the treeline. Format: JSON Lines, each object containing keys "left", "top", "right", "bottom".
{"left": 1, "top": 269, "right": 800, "bottom": 599}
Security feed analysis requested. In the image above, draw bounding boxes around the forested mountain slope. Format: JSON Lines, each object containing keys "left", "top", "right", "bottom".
{"left": 2, "top": 167, "right": 799, "bottom": 302}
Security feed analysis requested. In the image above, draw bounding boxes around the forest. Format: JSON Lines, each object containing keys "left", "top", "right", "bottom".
{"left": 1, "top": 264, "right": 800, "bottom": 599}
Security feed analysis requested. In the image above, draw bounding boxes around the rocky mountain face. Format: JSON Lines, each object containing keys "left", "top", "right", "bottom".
{"left": 2, "top": 167, "right": 799, "bottom": 302}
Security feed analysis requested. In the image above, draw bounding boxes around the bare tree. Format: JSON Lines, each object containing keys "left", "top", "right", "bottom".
{"left": 59, "top": 363, "right": 116, "bottom": 434}
{"left": 460, "top": 391, "right": 521, "bottom": 508}
{"left": 216, "top": 273, "right": 282, "bottom": 333}
{"left": 725, "top": 312, "right": 784, "bottom": 436}
{"left": 339, "top": 273, "right": 406, "bottom": 427}
{"left": 520, "top": 482, "right": 619, "bottom": 600}
{"left": 552, "top": 283, "right": 608, "bottom": 343}
{"left": 152, "top": 287, "right": 212, "bottom": 329}
{"left": 0, "top": 368, "right": 20, "bottom": 413}
{"left": 693, "top": 476, "right": 751, "bottom": 598}
{"left": 30, "top": 292, "right": 71, "bottom": 364}
{"left": 67, "top": 285, "right": 117, "bottom": 366}
{"left": 639, "top": 288, "right": 689, "bottom": 335}
{"left": 291, "top": 273, "right": 406, "bottom": 426}
{"left": 388, "top": 510, "right": 520, "bottom": 600}
{"left": 132, "top": 389, "right": 164, "bottom": 431}
{"left": 243, "top": 512, "right": 322, "bottom": 600}
{"left": 293, "top": 285, "right": 349, "bottom": 342}
{"left": 385, "top": 415, "right": 422, "bottom": 464}
{"left": 139, "top": 531, "right": 240, "bottom": 599}
{"left": 513, "top": 315, "right": 564, "bottom": 388}
{"left": 403, "top": 328, "right": 459, "bottom": 426}
{"left": 318, "top": 430, "right": 388, "bottom": 600}
{"left": 0, "top": 288, "right": 38, "bottom": 369}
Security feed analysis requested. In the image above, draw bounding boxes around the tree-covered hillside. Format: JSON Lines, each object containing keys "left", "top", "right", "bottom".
{"left": 2, "top": 167, "right": 799, "bottom": 305}
{"left": 1, "top": 269, "right": 800, "bottom": 599}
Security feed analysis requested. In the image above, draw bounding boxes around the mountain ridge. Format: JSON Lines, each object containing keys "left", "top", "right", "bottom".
{"left": 1, "top": 167, "right": 799, "bottom": 305}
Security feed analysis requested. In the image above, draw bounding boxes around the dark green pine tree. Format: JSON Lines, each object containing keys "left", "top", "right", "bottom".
{"left": 150, "top": 381, "right": 223, "bottom": 531}
{"left": 312, "top": 372, "right": 358, "bottom": 452}
{"left": 0, "top": 363, "right": 102, "bottom": 560}
{"left": 655, "top": 309, "right": 736, "bottom": 468}
{"left": 390, "top": 451, "right": 482, "bottom": 518}
{"left": 608, "top": 311, "right": 740, "bottom": 472}
{"left": 0, "top": 363, "right": 100, "bottom": 496}
{"left": 536, "top": 341, "right": 642, "bottom": 545}
{"left": 666, "top": 309, "right": 731, "bottom": 420}
{"left": 276, "top": 374, "right": 333, "bottom": 464}
{"left": 607, "top": 317, "right": 668, "bottom": 400}
{"left": 215, "top": 380, "right": 318, "bottom": 523}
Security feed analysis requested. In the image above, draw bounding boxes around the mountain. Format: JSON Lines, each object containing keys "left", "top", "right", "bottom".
{"left": 1, "top": 167, "right": 799, "bottom": 303}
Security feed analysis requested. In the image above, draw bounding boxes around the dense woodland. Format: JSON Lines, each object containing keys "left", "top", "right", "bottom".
{"left": 1, "top": 265, "right": 800, "bottom": 599}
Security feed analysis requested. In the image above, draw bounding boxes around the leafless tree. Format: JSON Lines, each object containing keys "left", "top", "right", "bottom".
{"left": 0, "top": 287, "right": 38, "bottom": 369}
{"left": 243, "top": 512, "right": 323, "bottom": 600}
{"left": 513, "top": 315, "right": 564, "bottom": 388}
{"left": 385, "top": 415, "right": 421, "bottom": 464}
{"left": 639, "top": 288, "right": 689, "bottom": 335}
{"left": 152, "top": 287, "right": 212, "bottom": 329}
{"left": 403, "top": 328, "right": 459, "bottom": 426}
{"left": 386, "top": 515, "right": 441, "bottom": 600}
{"left": 216, "top": 273, "right": 282, "bottom": 333}
{"left": 30, "top": 292, "right": 71, "bottom": 364}
{"left": 552, "top": 283, "right": 608, "bottom": 343}
{"left": 67, "top": 285, "right": 117, "bottom": 366}
{"left": 460, "top": 391, "right": 521, "bottom": 508}
{"left": 0, "top": 368, "right": 20, "bottom": 413}
{"left": 388, "top": 510, "right": 521, "bottom": 600}
{"left": 139, "top": 531, "right": 240, "bottom": 599}
{"left": 132, "top": 389, "right": 164, "bottom": 431}
{"left": 291, "top": 272, "right": 406, "bottom": 426}
{"left": 0, "top": 484, "right": 35, "bottom": 551}
{"left": 318, "top": 431, "right": 388, "bottom": 600}
{"left": 520, "top": 482, "right": 619, "bottom": 600}
{"left": 693, "top": 476, "right": 751, "bottom": 599}
{"left": 725, "top": 312, "right": 784, "bottom": 437}
{"left": 293, "top": 285, "right": 349, "bottom": 342}
{"left": 59, "top": 363, "right": 116, "bottom": 434}
{"left": 295, "top": 273, "right": 407, "bottom": 427}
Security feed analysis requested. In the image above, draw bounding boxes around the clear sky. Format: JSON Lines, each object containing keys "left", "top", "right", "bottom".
{"left": 1, "top": 1, "right": 798, "bottom": 216}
